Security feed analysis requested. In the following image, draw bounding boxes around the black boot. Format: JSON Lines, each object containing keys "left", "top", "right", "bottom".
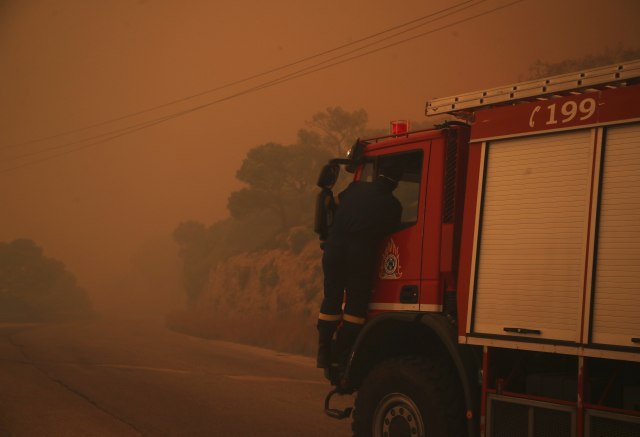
{"left": 334, "top": 320, "right": 363, "bottom": 370}
{"left": 316, "top": 319, "right": 339, "bottom": 369}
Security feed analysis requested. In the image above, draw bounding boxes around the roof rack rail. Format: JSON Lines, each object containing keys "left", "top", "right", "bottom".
{"left": 425, "top": 59, "right": 640, "bottom": 116}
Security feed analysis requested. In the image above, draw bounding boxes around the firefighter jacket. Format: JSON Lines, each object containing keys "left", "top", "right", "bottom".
{"left": 327, "top": 178, "right": 402, "bottom": 246}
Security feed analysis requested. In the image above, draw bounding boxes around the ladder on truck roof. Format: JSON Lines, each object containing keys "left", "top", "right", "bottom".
{"left": 425, "top": 59, "right": 640, "bottom": 116}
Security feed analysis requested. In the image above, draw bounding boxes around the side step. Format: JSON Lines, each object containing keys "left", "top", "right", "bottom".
{"left": 324, "top": 388, "right": 353, "bottom": 420}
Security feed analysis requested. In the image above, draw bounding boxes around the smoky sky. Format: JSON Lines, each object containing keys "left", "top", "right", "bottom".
{"left": 1, "top": 0, "right": 639, "bottom": 312}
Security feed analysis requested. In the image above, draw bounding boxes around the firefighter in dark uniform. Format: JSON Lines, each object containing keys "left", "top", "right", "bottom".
{"left": 316, "top": 164, "right": 402, "bottom": 375}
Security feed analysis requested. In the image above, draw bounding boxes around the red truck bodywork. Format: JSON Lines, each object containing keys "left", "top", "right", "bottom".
{"left": 329, "top": 62, "right": 640, "bottom": 437}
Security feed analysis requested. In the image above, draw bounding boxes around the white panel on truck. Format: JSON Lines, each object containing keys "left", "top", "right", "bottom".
{"left": 591, "top": 123, "right": 640, "bottom": 348}
{"left": 471, "top": 130, "right": 593, "bottom": 342}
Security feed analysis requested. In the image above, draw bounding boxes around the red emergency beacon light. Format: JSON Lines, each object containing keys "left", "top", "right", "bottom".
{"left": 389, "top": 120, "right": 410, "bottom": 135}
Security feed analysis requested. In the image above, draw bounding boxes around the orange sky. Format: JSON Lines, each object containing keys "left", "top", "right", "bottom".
{"left": 1, "top": 0, "right": 639, "bottom": 311}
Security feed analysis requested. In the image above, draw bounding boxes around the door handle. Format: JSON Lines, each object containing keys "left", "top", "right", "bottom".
{"left": 400, "top": 285, "right": 418, "bottom": 304}
{"left": 504, "top": 327, "right": 541, "bottom": 335}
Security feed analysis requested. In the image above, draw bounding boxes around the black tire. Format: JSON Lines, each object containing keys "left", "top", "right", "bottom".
{"left": 352, "top": 355, "right": 466, "bottom": 437}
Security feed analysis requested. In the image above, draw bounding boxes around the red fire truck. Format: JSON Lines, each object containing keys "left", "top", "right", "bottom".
{"left": 320, "top": 59, "right": 640, "bottom": 437}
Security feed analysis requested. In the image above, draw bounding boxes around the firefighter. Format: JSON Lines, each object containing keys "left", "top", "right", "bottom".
{"left": 316, "top": 164, "right": 402, "bottom": 377}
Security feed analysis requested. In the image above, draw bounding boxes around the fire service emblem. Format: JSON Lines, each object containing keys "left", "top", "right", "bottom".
{"left": 379, "top": 238, "right": 403, "bottom": 279}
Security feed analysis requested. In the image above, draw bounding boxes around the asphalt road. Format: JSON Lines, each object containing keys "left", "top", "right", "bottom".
{"left": 0, "top": 318, "right": 354, "bottom": 436}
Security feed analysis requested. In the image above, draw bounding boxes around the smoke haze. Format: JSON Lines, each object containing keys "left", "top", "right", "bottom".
{"left": 1, "top": 0, "right": 639, "bottom": 315}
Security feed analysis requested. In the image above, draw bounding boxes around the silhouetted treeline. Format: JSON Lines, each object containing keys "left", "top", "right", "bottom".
{"left": 0, "top": 239, "right": 91, "bottom": 321}
{"left": 524, "top": 45, "right": 640, "bottom": 80}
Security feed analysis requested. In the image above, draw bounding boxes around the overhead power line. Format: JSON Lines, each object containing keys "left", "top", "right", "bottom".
{"left": 263, "top": 0, "right": 526, "bottom": 91}
{"left": 1, "top": 0, "right": 476, "bottom": 151}
{"left": 3, "top": 0, "right": 488, "bottom": 164}
{"left": 1, "top": 0, "right": 525, "bottom": 173}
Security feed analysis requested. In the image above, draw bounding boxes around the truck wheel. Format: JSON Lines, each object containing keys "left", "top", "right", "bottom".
{"left": 352, "top": 355, "right": 465, "bottom": 437}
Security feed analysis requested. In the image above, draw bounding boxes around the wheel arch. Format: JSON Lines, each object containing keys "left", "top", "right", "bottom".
{"left": 344, "top": 311, "right": 480, "bottom": 437}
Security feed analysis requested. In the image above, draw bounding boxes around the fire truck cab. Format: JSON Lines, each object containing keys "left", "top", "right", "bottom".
{"left": 322, "top": 60, "right": 640, "bottom": 437}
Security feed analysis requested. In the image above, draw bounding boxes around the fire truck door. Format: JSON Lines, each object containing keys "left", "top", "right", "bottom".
{"left": 365, "top": 148, "right": 429, "bottom": 314}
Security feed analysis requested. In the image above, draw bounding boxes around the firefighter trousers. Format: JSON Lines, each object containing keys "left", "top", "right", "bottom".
{"left": 319, "top": 238, "right": 377, "bottom": 322}
{"left": 317, "top": 238, "right": 377, "bottom": 369}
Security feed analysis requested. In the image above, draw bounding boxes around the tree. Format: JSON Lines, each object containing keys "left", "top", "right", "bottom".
{"left": 173, "top": 106, "right": 372, "bottom": 301}
{"left": 228, "top": 142, "right": 330, "bottom": 230}
{"left": 173, "top": 221, "right": 211, "bottom": 302}
{"left": 524, "top": 45, "right": 640, "bottom": 80}
{"left": 305, "top": 106, "right": 369, "bottom": 156}
{"left": 227, "top": 107, "right": 370, "bottom": 230}
{"left": 0, "top": 239, "right": 91, "bottom": 320}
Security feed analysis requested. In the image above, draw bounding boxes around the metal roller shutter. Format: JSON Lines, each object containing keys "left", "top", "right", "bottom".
{"left": 472, "top": 130, "right": 593, "bottom": 342}
{"left": 591, "top": 123, "right": 640, "bottom": 348}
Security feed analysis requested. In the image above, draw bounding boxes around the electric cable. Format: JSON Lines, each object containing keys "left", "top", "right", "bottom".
{"left": 1, "top": 0, "right": 476, "bottom": 151}
{"left": 1, "top": 0, "right": 525, "bottom": 173}
{"left": 3, "top": 0, "right": 488, "bottom": 163}
{"left": 258, "top": 0, "right": 526, "bottom": 92}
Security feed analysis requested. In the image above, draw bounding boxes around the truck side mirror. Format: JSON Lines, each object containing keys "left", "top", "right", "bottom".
{"left": 346, "top": 139, "right": 366, "bottom": 173}
{"left": 317, "top": 163, "right": 340, "bottom": 189}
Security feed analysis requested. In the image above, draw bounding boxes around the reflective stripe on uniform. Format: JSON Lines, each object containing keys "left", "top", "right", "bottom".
{"left": 343, "top": 313, "right": 366, "bottom": 325}
{"left": 318, "top": 312, "right": 342, "bottom": 322}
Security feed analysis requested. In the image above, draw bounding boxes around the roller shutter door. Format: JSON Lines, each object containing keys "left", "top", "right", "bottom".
{"left": 472, "top": 130, "right": 593, "bottom": 342}
{"left": 591, "top": 123, "right": 640, "bottom": 348}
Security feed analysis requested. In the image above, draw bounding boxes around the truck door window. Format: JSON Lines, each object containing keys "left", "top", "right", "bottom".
{"left": 377, "top": 151, "right": 423, "bottom": 228}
